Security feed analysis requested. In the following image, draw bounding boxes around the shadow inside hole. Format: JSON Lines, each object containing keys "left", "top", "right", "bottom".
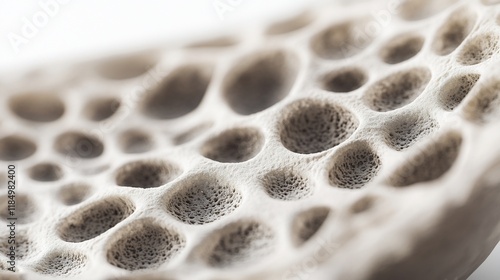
{"left": 0, "top": 135, "right": 37, "bottom": 161}
{"left": 432, "top": 7, "right": 477, "bottom": 56}
{"left": 84, "top": 97, "right": 121, "bottom": 121}
{"left": 142, "top": 65, "right": 212, "bottom": 119}
{"left": 97, "top": 51, "right": 159, "bottom": 80}
{"left": 380, "top": 34, "right": 424, "bottom": 64}
{"left": 292, "top": 207, "right": 330, "bottom": 246}
{"left": 29, "top": 162, "right": 63, "bottom": 182}
{"left": 321, "top": 67, "right": 367, "bottom": 93}
{"left": 54, "top": 132, "right": 104, "bottom": 159}
{"left": 9, "top": 93, "right": 65, "bottom": 122}
{"left": 115, "top": 160, "right": 181, "bottom": 188}
{"left": 280, "top": 100, "right": 358, "bottom": 154}
{"left": 118, "top": 129, "right": 154, "bottom": 154}
{"left": 58, "top": 183, "right": 92, "bottom": 206}
{"left": 201, "top": 127, "right": 264, "bottom": 163}
{"left": 223, "top": 50, "right": 299, "bottom": 115}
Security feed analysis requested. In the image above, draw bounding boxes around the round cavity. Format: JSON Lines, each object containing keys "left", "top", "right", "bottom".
{"left": 457, "top": 33, "right": 500, "bottom": 65}
{"left": 399, "top": 0, "right": 458, "bottom": 21}
{"left": 363, "top": 67, "right": 431, "bottom": 112}
{"left": 58, "top": 183, "right": 92, "bottom": 206}
{"left": 166, "top": 174, "right": 242, "bottom": 225}
{"left": 34, "top": 251, "right": 87, "bottom": 276}
{"left": 328, "top": 141, "right": 381, "bottom": 189}
{"left": 261, "top": 169, "right": 311, "bottom": 200}
{"left": 321, "top": 67, "right": 367, "bottom": 93}
{"left": 106, "top": 218, "right": 185, "bottom": 271}
{"left": 58, "top": 196, "right": 134, "bottom": 243}
{"left": 115, "top": 159, "right": 181, "bottom": 188}
{"left": 223, "top": 50, "right": 298, "bottom": 115}
{"left": 0, "top": 232, "right": 36, "bottom": 260}
{"left": 98, "top": 52, "right": 158, "bottom": 80}
{"left": 311, "top": 18, "right": 373, "bottom": 60}
{"left": 292, "top": 207, "right": 330, "bottom": 246}
{"left": 201, "top": 127, "right": 264, "bottom": 163}
{"left": 84, "top": 97, "right": 120, "bottom": 121}
{"left": 462, "top": 79, "right": 500, "bottom": 123}
{"left": 439, "top": 73, "right": 480, "bottom": 111}
{"left": 0, "top": 194, "right": 36, "bottom": 224}
{"left": 389, "top": 131, "right": 462, "bottom": 187}
{"left": 9, "top": 93, "right": 65, "bottom": 122}
{"left": 0, "top": 135, "right": 36, "bottom": 161}
{"left": 142, "top": 65, "right": 212, "bottom": 119}
{"left": 379, "top": 34, "right": 424, "bottom": 64}
{"left": 383, "top": 112, "right": 438, "bottom": 151}
{"left": 204, "top": 220, "right": 274, "bottom": 268}
{"left": 432, "top": 7, "right": 477, "bottom": 55}
{"left": 118, "top": 129, "right": 154, "bottom": 154}
{"left": 350, "top": 196, "right": 376, "bottom": 214}
{"left": 280, "top": 100, "right": 358, "bottom": 154}
{"left": 54, "top": 132, "right": 104, "bottom": 159}
{"left": 266, "top": 11, "right": 312, "bottom": 35}
{"left": 28, "top": 162, "right": 63, "bottom": 182}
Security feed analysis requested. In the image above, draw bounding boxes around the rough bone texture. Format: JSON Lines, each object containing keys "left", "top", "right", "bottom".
{"left": 1, "top": 0, "right": 500, "bottom": 279}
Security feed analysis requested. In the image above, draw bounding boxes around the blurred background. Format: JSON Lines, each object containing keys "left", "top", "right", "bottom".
{"left": 0, "top": 0, "right": 313, "bottom": 72}
{"left": 0, "top": 0, "right": 498, "bottom": 279}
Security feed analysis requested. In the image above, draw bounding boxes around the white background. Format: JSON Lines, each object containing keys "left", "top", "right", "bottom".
{"left": 0, "top": 0, "right": 312, "bottom": 72}
{"left": 0, "top": 0, "right": 498, "bottom": 278}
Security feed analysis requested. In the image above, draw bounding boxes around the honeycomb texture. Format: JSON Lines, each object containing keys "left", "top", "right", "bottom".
{"left": 261, "top": 169, "right": 311, "bottom": 200}
{"left": 106, "top": 218, "right": 185, "bottom": 271}
{"left": 202, "top": 220, "right": 275, "bottom": 268}
{"left": 1, "top": 0, "right": 500, "bottom": 279}
{"left": 57, "top": 197, "right": 135, "bottom": 243}
{"left": 165, "top": 174, "right": 242, "bottom": 225}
